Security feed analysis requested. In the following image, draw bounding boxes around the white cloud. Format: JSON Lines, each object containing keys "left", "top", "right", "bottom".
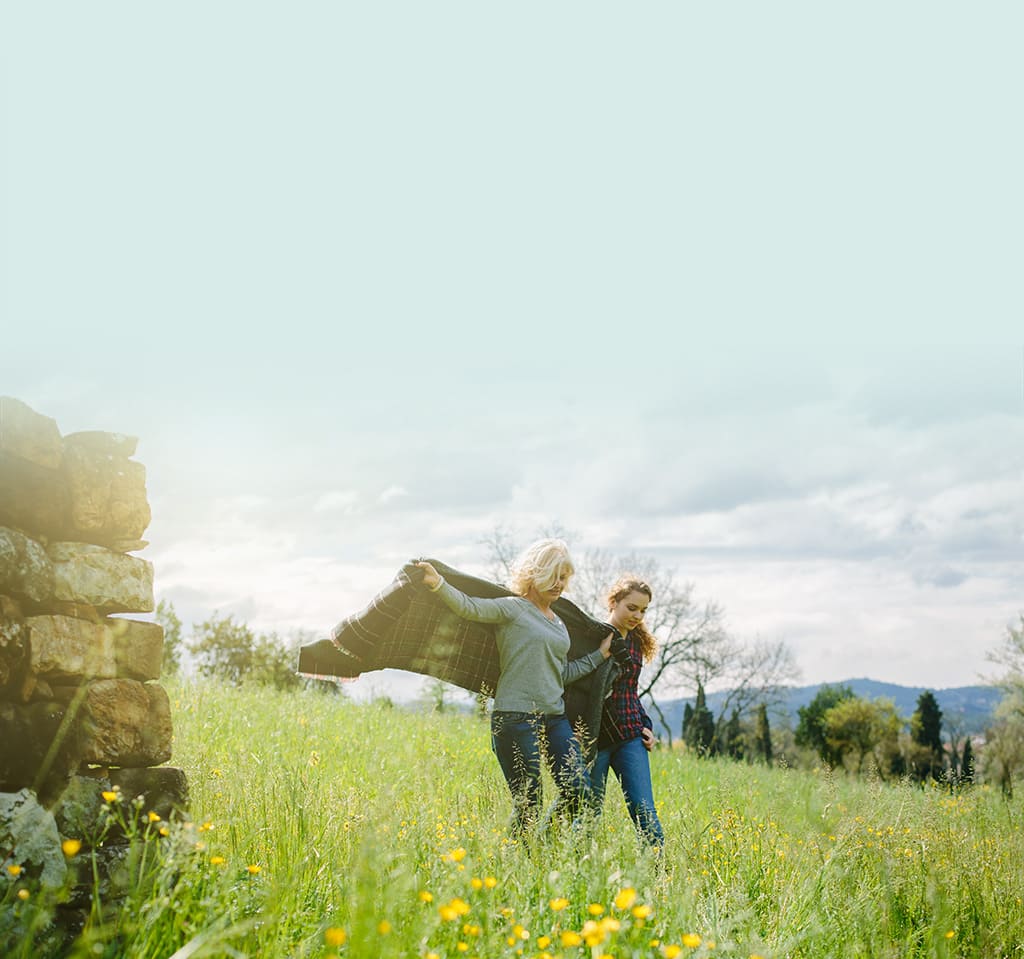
{"left": 378, "top": 485, "right": 409, "bottom": 504}
{"left": 313, "top": 490, "right": 361, "bottom": 514}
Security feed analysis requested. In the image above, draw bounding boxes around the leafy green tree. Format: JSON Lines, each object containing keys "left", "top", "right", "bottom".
{"left": 824, "top": 696, "right": 903, "bottom": 776}
{"left": 250, "top": 632, "right": 303, "bottom": 691}
{"left": 188, "top": 613, "right": 256, "bottom": 685}
{"left": 155, "top": 599, "right": 184, "bottom": 677}
{"left": 795, "top": 684, "right": 854, "bottom": 767}
{"left": 910, "top": 690, "right": 945, "bottom": 782}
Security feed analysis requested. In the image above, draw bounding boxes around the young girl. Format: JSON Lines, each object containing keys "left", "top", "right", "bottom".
{"left": 591, "top": 575, "right": 665, "bottom": 847}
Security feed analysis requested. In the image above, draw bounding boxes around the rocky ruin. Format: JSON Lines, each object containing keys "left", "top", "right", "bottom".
{"left": 0, "top": 395, "right": 186, "bottom": 919}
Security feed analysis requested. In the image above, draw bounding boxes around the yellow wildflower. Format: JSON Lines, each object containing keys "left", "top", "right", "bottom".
{"left": 18, "top": 889, "right": 30, "bottom": 901}
{"left": 470, "top": 877, "right": 483, "bottom": 890}
{"left": 6, "top": 864, "right": 22, "bottom": 877}
{"left": 664, "top": 947, "right": 682, "bottom": 959}
{"left": 632, "top": 904, "right": 653, "bottom": 919}
{"left": 419, "top": 890, "right": 434, "bottom": 902}
{"left": 101, "top": 790, "right": 119, "bottom": 803}
{"left": 61, "top": 839, "right": 82, "bottom": 857}
{"left": 247, "top": 864, "right": 261, "bottom": 875}
{"left": 549, "top": 897, "right": 569, "bottom": 912}
{"left": 484, "top": 876, "right": 497, "bottom": 888}
{"left": 537, "top": 935, "right": 551, "bottom": 948}
{"left": 682, "top": 933, "right": 702, "bottom": 948}
{"left": 614, "top": 887, "right": 637, "bottom": 910}
{"left": 588, "top": 903, "right": 605, "bottom": 916}
{"left": 147, "top": 811, "right": 161, "bottom": 823}
{"left": 561, "top": 931, "right": 583, "bottom": 947}
{"left": 325, "top": 928, "right": 347, "bottom": 947}
{"left": 210, "top": 856, "right": 226, "bottom": 866}
{"left": 377, "top": 920, "right": 391, "bottom": 935}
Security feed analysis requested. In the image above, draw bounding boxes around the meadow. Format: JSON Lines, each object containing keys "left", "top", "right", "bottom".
{"left": 7, "top": 681, "right": 1024, "bottom": 958}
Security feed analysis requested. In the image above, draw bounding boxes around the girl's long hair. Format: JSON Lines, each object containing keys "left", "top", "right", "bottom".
{"left": 606, "top": 575, "right": 657, "bottom": 663}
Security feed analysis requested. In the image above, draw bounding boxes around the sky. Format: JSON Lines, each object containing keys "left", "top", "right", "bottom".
{"left": 2, "top": 4, "right": 1022, "bottom": 701}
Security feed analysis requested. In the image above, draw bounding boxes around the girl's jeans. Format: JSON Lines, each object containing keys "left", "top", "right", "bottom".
{"left": 491, "top": 710, "right": 593, "bottom": 834}
{"left": 591, "top": 735, "right": 665, "bottom": 847}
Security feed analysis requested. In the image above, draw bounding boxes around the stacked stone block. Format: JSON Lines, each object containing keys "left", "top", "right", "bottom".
{"left": 0, "top": 395, "right": 187, "bottom": 895}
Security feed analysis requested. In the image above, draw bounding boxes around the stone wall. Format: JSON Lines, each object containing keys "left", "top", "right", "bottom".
{"left": 0, "top": 395, "right": 186, "bottom": 900}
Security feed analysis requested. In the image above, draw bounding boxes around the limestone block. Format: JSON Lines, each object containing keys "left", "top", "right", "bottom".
{"left": 26, "top": 615, "right": 117, "bottom": 682}
{"left": 108, "top": 618, "right": 164, "bottom": 682}
{"left": 0, "top": 699, "right": 84, "bottom": 789}
{"left": 0, "top": 525, "right": 56, "bottom": 604}
{"left": 0, "top": 451, "right": 69, "bottom": 541}
{"left": 75, "top": 765, "right": 189, "bottom": 827}
{"left": 62, "top": 444, "right": 151, "bottom": 545}
{"left": 48, "top": 543, "right": 154, "bottom": 614}
{"left": 63, "top": 431, "right": 138, "bottom": 458}
{"left": 79, "top": 679, "right": 172, "bottom": 767}
{"left": 0, "top": 788, "right": 67, "bottom": 887}
{"left": 0, "top": 396, "right": 63, "bottom": 470}
{"left": 0, "top": 594, "right": 28, "bottom": 689}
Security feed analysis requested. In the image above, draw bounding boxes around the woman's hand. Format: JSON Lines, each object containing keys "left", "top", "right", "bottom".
{"left": 414, "top": 561, "right": 442, "bottom": 590}
{"left": 599, "top": 630, "right": 614, "bottom": 659}
{"left": 641, "top": 728, "right": 657, "bottom": 751}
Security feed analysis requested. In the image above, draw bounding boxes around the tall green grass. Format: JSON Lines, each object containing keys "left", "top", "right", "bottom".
{"left": 7, "top": 681, "right": 1023, "bottom": 958}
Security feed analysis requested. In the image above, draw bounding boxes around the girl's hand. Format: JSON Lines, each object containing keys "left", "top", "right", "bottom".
{"left": 414, "top": 561, "right": 442, "bottom": 590}
{"left": 599, "top": 630, "right": 614, "bottom": 659}
{"left": 641, "top": 728, "right": 656, "bottom": 751}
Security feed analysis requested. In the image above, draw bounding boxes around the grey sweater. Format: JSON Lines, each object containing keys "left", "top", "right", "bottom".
{"left": 433, "top": 580, "right": 605, "bottom": 714}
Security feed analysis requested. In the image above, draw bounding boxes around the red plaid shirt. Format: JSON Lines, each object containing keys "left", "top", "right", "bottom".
{"left": 598, "top": 630, "right": 653, "bottom": 748}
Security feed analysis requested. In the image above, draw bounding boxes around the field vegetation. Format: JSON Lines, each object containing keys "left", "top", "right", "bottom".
{"left": 6, "top": 681, "right": 1024, "bottom": 958}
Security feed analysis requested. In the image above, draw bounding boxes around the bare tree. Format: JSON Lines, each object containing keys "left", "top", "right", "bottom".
{"left": 478, "top": 528, "right": 798, "bottom": 744}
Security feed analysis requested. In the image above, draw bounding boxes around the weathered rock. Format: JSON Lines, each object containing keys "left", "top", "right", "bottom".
{"left": 108, "top": 618, "right": 164, "bottom": 682}
{"left": 1, "top": 594, "right": 28, "bottom": 689}
{"left": 63, "top": 431, "right": 138, "bottom": 458}
{"left": 48, "top": 543, "right": 154, "bottom": 614}
{"left": 48, "top": 775, "right": 109, "bottom": 846}
{"left": 0, "top": 452, "right": 69, "bottom": 542}
{"left": 77, "top": 679, "right": 172, "bottom": 767}
{"left": 0, "top": 788, "right": 67, "bottom": 887}
{"left": 46, "top": 601, "right": 102, "bottom": 624}
{"left": 26, "top": 615, "right": 117, "bottom": 683}
{"left": 0, "top": 699, "right": 83, "bottom": 790}
{"left": 0, "top": 526, "right": 56, "bottom": 604}
{"left": 77, "top": 765, "right": 189, "bottom": 825}
{"left": 0, "top": 397, "right": 63, "bottom": 470}
{"left": 62, "top": 445, "right": 151, "bottom": 545}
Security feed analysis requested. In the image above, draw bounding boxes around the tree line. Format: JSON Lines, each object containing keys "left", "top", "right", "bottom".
{"left": 155, "top": 526, "right": 1024, "bottom": 794}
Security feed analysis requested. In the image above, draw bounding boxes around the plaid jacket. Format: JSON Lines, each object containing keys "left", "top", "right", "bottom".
{"left": 598, "top": 629, "right": 653, "bottom": 749}
{"left": 297, "top": 559, "right": 618, "bottom": 761}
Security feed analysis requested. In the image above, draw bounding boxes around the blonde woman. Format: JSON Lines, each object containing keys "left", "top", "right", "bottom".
{"left": 416, "top": 539, "right": 612, "bottom": 834}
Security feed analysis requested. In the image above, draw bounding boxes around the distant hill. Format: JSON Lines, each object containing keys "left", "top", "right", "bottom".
{"left": 651, "top": 678, "right": 1002, "bottom": 737}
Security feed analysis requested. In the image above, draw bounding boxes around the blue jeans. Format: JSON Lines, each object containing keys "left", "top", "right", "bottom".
{"left": 591, "top": 736, "right": 664, "bottom": 847}
{"left": 491, "top": 711, "right": 593, "bottom": 834}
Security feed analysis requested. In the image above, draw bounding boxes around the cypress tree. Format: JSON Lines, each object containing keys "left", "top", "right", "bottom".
{"left": 754, "top": 703, "right": 773, "bottom": 765}
{"left": 910, "top": 690, "right": 945, "bottom": 781}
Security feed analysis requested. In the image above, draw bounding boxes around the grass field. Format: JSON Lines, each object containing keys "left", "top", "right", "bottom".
{"left": 7, "top": 681, "right": 1024, "bottom": 958}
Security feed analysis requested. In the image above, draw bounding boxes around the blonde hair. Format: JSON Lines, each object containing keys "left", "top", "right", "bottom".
{"left": 606, "top": 575, "right": 657, "bottom": 663}
{"left": 508, "top": 538, "right": 575, "bottom": 597}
